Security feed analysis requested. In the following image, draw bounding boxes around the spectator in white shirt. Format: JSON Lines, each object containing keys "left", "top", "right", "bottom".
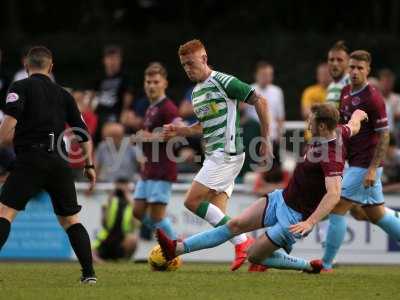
{"left": 245, "top": 61, "right": 285, "bottom": 182}
{"left": 378, "top": 69, "right": 400, "bottom": 137}
{"left": 245, "top": 61, "right": 285, "bottom": 142}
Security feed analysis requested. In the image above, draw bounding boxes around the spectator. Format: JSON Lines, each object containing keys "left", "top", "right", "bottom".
{"left": 92, "top": 178, "right": 138, "bottom": 262}
{"left": 92, "top": 45, "right": 134, "bottom": 143}
{"left": 68, "top": 89, "right": 98, "bottom": 181}
{"left": 301, "top": 62, "right": 331, "bottom": 119}
{"left": 247, "top": 61, "right": 285, "bottom": 137}
{"left": 238, "top": 104, "right": 261, "bottom": 179}
{"left": 73, "top": 89, "right": 98, "bottom": 136}
{"left": 301, "top": 62, "right": 331, "bottom": 142}
{"left": 12, "top": 47, "right": 29, "bottom": 82}
{"left": 246, "top": 61, "right": 285, "bottom": 175}
{"left": 0, "top": 49, "right": 10, "bottom": 110}
{"left": 378, "top": 69, "right": 400, "bottom": 137}
{"left": 368, "top": 76, "right": 380, "bottom": 89}
{"left": 382, "top": 134, "right": 400, "bottom": 193}
{"left": 95, "top": 122, "right": 139, "bottom": 182}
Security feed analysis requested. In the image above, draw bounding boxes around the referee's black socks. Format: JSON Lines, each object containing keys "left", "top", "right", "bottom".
{"left": 66, "top": 223, "right": 95, "bottom": 277}
{"left": 0, "top": 217, "right": 10, "bottom": 250}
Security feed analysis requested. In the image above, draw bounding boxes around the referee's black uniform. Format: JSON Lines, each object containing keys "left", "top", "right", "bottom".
{"left": 0, "top": 73, "right": 87, "bottom": 214}
{"left": 0, "top": 46, "right": 96, "bottom": 283}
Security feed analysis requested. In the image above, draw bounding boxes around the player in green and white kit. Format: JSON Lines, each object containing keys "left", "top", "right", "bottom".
{"left": 163, "top": 39, "right": 272, "bottom": 271}
{"left": 326, "top": 41, "right": 351, "bottom": 109}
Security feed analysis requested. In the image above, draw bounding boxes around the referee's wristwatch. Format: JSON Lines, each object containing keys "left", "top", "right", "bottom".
{"left": 84, "top": 164, "right": 95, "bottom": 169}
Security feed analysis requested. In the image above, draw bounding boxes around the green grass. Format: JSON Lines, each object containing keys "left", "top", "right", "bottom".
{"left": 0, "top": 262, "right": 399, "bottom": 300}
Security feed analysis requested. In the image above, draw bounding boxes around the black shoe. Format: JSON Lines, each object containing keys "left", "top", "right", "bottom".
{"left": 80, "top": 275, "right": 97, "bottom": 284}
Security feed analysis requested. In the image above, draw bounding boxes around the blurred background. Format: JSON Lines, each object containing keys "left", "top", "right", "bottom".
{"left": 1, "top": 0, "right": 400, "bottom": 119}
{"left": 0, "top": 0, "right": 400, "bottom": 263}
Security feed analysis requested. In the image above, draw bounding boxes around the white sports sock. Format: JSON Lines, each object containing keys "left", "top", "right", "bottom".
{"left": 230, "top": 234, "right": 247, "bottom": 245}
{"left": 203, "top": 203, "right": 247, "bottom": 245}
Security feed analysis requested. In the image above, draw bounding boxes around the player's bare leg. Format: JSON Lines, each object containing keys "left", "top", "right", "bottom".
{"left": 132, "top": 200, "right": 147, "bottom": 222}
{"left": 157, "top": 197, "right": 266, "bottom": 261}
{"left": 209, "top": 192, "right": 227, "bottom": 214}
{"left": 58, "top": 214, "right": 96, "bottom": 284}
{"left": 184, "top": 180, "right": 253, "bottom": 270}
{"left": 133, "top": 199, "right": 152, "bottom": 236}
{"left": 350, "top": 206, "right": 369, "bottom": 221}
{"left": 0, "top": 203, "right": 18, "bottom": 252}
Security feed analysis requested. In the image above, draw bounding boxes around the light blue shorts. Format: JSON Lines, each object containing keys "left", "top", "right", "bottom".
{"left": 133, "top": 180, "right": 172, "bottom": 204}
{"left": 341, "top": 167, "right": 384, "bottom": 206}
{"left": 263, "top": 189, "right": 303, "bottom": 254}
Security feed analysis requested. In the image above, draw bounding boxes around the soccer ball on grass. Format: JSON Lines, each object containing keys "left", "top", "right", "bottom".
{"left": 148, "top": 245, "right": 182, "bottom": 271}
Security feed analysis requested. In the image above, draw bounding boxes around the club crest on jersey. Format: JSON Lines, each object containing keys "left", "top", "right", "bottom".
{"left": 6, "top": 92, "right": 19, "bottom": 103}
{"left": 351, "top": 97, "right": 361, "bottom": 106}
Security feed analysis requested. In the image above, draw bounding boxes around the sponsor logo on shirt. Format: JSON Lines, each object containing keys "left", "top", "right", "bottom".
{"left": 6, "top": 92, "right": 19, "bottom": 103}
{"left": 194, "top": 102, "right": 218, "bottom": 118}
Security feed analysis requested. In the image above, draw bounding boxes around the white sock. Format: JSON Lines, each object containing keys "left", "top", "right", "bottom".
{"left": 230, "top": 234, "right": 247, "bottom": 245}
{"left": 203, "top": 203, "right": 248, "bottom": 245}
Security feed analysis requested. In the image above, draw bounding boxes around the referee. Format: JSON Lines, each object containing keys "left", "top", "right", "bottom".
{"left": 0, "top": 46, "right": 97, "bottom": 284}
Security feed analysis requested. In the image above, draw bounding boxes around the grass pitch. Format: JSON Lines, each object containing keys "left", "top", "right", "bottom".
{"left": 0, "top": 262, "right": 399, "bottom": 300}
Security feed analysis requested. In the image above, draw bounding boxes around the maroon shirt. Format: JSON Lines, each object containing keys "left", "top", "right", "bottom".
{"left": 339, "top": 84, "right": 388, "bottom": 168}
{"left": 141, "top": 97, "right": 178, "bottom": 182}
{"left": 283, "top": 125, "right": 351, "bottom": 219}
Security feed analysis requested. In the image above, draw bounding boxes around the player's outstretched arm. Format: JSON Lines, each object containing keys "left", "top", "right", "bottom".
{"left": 346, "top": 109, "right": 368, "bottom": 137}
{"left": 162, "top": 122, "right": 203, "bottom": 139}
{"left": 290, "top": 176, "right": 341, "bottom": 235}
{"left": 248, "top": 92, "right": 273, "bottom": 159}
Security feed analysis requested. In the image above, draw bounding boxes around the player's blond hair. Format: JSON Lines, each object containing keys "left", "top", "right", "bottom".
{"left": 350, "top": 50, "right": 371, "bottom": 64}
{"left": 329, "top": 40, "right": 349, "bottom": 54}
{"left": 178, "top": 39, "right": 206, "bottom": 56}
{"left": 144, "top": 62, "right": 168, "bottom": 79}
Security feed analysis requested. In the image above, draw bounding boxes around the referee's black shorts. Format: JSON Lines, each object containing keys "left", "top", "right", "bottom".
{"left": 0, "top": 150, "right": 81, "bottom": 216}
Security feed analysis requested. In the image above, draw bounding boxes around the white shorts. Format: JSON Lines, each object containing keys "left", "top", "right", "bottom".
{"left": 194, "top": 151, "right": 245, "bottom": 197}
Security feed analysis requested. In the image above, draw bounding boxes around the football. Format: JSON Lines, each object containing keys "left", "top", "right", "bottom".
{"left": 148, "top": 245, "right": 182, "bottom": 271}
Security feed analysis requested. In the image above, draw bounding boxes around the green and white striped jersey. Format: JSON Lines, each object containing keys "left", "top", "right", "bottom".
{"left": 192, "top": 71, "right": 254, "bottom": 155}
{"left": 326, "top": 74, "right": 351, "bottom": 109}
